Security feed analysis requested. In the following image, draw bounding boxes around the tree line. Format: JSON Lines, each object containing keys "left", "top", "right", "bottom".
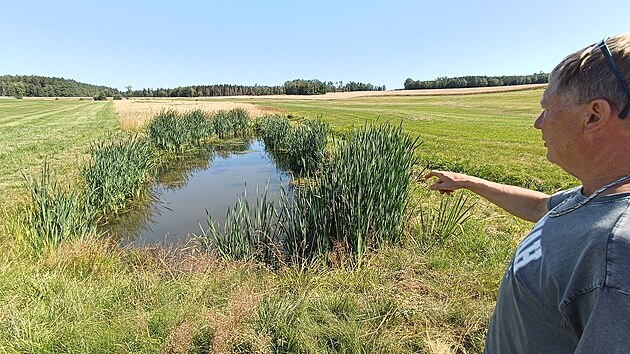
{"left": 0, "top": 75, "right": 120, "bottom": 98}
{"left": 128, "top": 79, "right": 386, "bottom": 97}
{"left": 0, "top": 75, "right": 385, "bottom": 98}
{"left": 403, "top": 73, "right": 548, "bottom": 90}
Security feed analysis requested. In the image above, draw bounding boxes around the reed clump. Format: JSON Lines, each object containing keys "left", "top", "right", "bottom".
{"left": 20, "top": 161, "right": 98, "bottom": 255}
{"left": 146, "top": 109, "right": 186, "bottom": 151}
{"left": 255, "top": 115, "right": 330, "bottom": 173}
{"left": 202, "top": 121, "right": 420, "bottom": 266}
{"left": 200, "top": 187, "right": 282, "bottom": 266}
{"left": 211, "top": 108, "right": 250, "bottom": 139}
{"left": 82, "top": 134, "right": 155, "bottom": 216}
{"left": 147, "top": 108, "right": 250, "bottom": 151}
{"left": 255, "top": 114, "right": 291, "bottom": 150}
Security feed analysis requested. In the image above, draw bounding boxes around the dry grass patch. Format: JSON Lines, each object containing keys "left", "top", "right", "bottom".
{"left": 113, "top": 99, "right": 278, "bottom": 130}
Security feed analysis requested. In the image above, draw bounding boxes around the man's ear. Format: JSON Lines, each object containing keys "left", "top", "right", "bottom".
{"left": 585, "top": 99, "right": 613, "bottom": 129}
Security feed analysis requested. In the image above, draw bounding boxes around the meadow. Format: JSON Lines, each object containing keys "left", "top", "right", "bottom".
{"left": 0, "top": 90, "right": 577, "bottom": 353}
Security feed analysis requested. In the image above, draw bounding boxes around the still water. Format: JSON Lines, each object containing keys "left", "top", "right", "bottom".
{"left": 104, "top": 140, "right": 289, "bottom": 246}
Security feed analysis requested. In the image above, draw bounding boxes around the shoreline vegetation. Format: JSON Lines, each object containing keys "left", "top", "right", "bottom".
{"left": 0, "top": 88, "right": 571, "bottom": 353}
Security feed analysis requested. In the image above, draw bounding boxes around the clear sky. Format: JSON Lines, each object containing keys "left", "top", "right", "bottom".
{"left": 2, "top": 0, "right": 629, "bottom": 91}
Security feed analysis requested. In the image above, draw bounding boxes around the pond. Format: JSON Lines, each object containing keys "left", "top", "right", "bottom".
{"left": 103, "top": 139, "right": 290, "bottom": 246}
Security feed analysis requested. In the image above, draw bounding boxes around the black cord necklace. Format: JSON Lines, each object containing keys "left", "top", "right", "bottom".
{"left": 548, "top": 174, "right": 630, "bottom": 217}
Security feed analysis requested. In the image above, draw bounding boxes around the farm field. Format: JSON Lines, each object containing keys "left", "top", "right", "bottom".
{"left": 242, "top": 88, "right": 574, "bottom": 192}
{"left": 0, "top": 90, "right": 576, "bottom": 353}
{"left": 0, "top": 99, "right": 119, "bottom": 204}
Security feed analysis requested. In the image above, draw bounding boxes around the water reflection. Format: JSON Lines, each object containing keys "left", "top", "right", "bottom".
{"left": 103, "top": 140, "right": 290, "bottom": 246}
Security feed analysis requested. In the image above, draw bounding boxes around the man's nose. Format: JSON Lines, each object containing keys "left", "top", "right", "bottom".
{"left": 534, "top": 112, "right": 543, "bottom": 129}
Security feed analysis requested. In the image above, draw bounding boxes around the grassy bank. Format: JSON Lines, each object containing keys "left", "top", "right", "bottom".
{"left": 0, "top": 93, "right": 567, "bottom": 353}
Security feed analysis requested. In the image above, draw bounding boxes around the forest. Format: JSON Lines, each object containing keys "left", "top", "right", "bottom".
{"left": 1, "top": 74, "right": 548, "bottom": 98}
{"left": 0, "top": 75, "right": 120, "bottom": 98}
{"left": 128, "top": 79, "right": 386, "bottom": 97}
{"left": 403, "top": 72, "right": 548, "bottom": 90}
{"left": 0, "top": 75, "right": 385, "bottom": 98}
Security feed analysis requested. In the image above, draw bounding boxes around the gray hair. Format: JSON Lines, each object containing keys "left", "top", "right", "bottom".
{"left": 549, "top": 32, "right": 630, "bottom": 113}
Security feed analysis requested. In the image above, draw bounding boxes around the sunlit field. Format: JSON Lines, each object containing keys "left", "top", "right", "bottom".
{"left": 0, "top": 90, "right": 576, "bottom": 353}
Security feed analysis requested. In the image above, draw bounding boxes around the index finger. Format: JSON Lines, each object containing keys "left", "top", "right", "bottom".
{"left": 423, "top": 170, "right": 444, "bottom": 180}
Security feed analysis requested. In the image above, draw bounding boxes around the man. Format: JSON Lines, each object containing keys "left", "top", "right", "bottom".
{"left": 425, "top": 32, "right": 630, "bottom": 353}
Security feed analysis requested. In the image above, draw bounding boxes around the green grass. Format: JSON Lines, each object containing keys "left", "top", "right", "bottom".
{"left": 0, "top": 99, "right": 119, "bottom": 203}
{"left": 0, "top": 92, "right": 574, "bottom": 352}
{"left": 244, "top": 89, "right": 577, "bottom": 192}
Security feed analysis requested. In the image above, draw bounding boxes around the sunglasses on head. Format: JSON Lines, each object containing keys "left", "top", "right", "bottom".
{"left": 597, "top": 38, "right": 630, "bottom": 119}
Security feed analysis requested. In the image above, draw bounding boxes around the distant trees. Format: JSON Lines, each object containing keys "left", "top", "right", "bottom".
{"left": 284, "top": 79, "right": 327, "bottom": 95}
{"left": 403, "top": 73, "right": 548, "bottom": 90}
{"left": 0, "top": 75, "right": 385, "bottom": 98}
{"left": 93, "top": 91, "right": 107, "bottom": 101}
{"left": 126, "top": 79, "right": 385, "bottom": 98}
{"left": 0, "top": 75, "right": 120, "bottom": 97}
{"left": 323, "top": 80, "right": 386, "bottom": 93}
{"left": 127, "top": 84, "right": 287, "bottom": 98}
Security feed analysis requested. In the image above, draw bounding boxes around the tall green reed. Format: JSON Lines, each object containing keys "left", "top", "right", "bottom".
{"left": 255, "top": 115, "right": 330, "bottom": 173}
{"left": 255, "top": 114, "right": 291, "bottom": 150}
{"left": 201, "top": 122, "right": 420, "bottom": 266}
{"left": 180, "top": 109, "right": 213, "bottom": 143}
{"left": 20, "top": 161, "right": 97, "bottom": 255}
{"left": 210, "top": 108, "right": 251, "bottom": 139}
{"left": 300, "top": 122, "right": 420, "bottom": 262}
{"left": 416, "top": 194, "right": 474, "bottom": 247}
{"left": 200, "top": 186, "right": 282, "bottom": 265}
{"left": 146, "top": 109, "right": 185, "bottom": 151}
{"left": 82, "top": 134, "right": 154, "bottom": 216}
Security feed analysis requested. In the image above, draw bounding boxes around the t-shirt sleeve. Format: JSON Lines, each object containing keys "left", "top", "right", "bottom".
{"left": 561, "top": 286, "right": 630, "bottom": 354}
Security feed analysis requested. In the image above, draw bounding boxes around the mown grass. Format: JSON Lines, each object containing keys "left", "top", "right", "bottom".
{"left": 0, "top": 92, "right": 568, "bottom": 353}
{"left": 244, "top": 89, "right": 577, "bottom": 192}
{"left": 0, "top": 99, "right": 118, "bottom": 203}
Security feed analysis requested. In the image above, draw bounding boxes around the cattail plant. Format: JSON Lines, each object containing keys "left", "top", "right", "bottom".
{"left": 200, "top": 121, "right": 420, "bottom": 267}
{"left": 147, "top": 109, "right": 184, "bottom": 151}
{"left": 21, "top": 161, "right": 97, "bottom": 255}
{"left": 298, "top": 122, "right": 420, "bottom": 262}
{"left": 254, "top": 114, "right": 291, "bottom": 150}
{"left": 82, "top": 134, "right": 154, "bottom": 216}
{"left": 210, "top": 108, "right": 251, "bottom": 139}
{"left": 255, "top": 115, "right": 330, "bottom": 173}
{"left": 200, "top": 186, "right": 283, "bottom": 265}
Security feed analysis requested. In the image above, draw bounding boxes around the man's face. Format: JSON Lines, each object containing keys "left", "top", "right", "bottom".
{"left": 534, "top": 89, "right": 587, "bottom": 170}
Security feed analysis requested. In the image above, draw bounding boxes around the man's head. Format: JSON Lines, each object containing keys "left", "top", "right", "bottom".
{"left": 535, "top": 33, "right": 630, "bottom": 185}
{"left": 548, "top": 32, "right": 630, "bottom": 117}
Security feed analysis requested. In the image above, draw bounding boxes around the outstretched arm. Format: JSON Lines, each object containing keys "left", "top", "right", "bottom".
{"left": 424, "top": 170, "right": 550, "bottom": 222}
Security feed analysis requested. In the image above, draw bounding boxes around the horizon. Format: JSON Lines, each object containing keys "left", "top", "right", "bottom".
{"left": 0, "top": 72, "right": 548, "bottom": 93}
{"left": 2, "top": 0, "right": 628, "bottom": 91}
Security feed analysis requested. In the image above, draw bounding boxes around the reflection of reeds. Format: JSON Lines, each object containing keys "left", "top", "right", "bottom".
{"left": 154, "top": 145, "right": 216, "bottom": 190}
{"left": 21, "top": 161, "right": 97, "bottom": 255}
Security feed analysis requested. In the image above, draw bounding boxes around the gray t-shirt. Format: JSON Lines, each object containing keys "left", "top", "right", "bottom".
{"left": 484, "top": 187, "right": 630, "bottom": 353}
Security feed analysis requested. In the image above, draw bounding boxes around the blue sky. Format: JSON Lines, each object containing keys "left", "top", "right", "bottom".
{"left": 2, "top": 0, "right": 629, "bottom": 91}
